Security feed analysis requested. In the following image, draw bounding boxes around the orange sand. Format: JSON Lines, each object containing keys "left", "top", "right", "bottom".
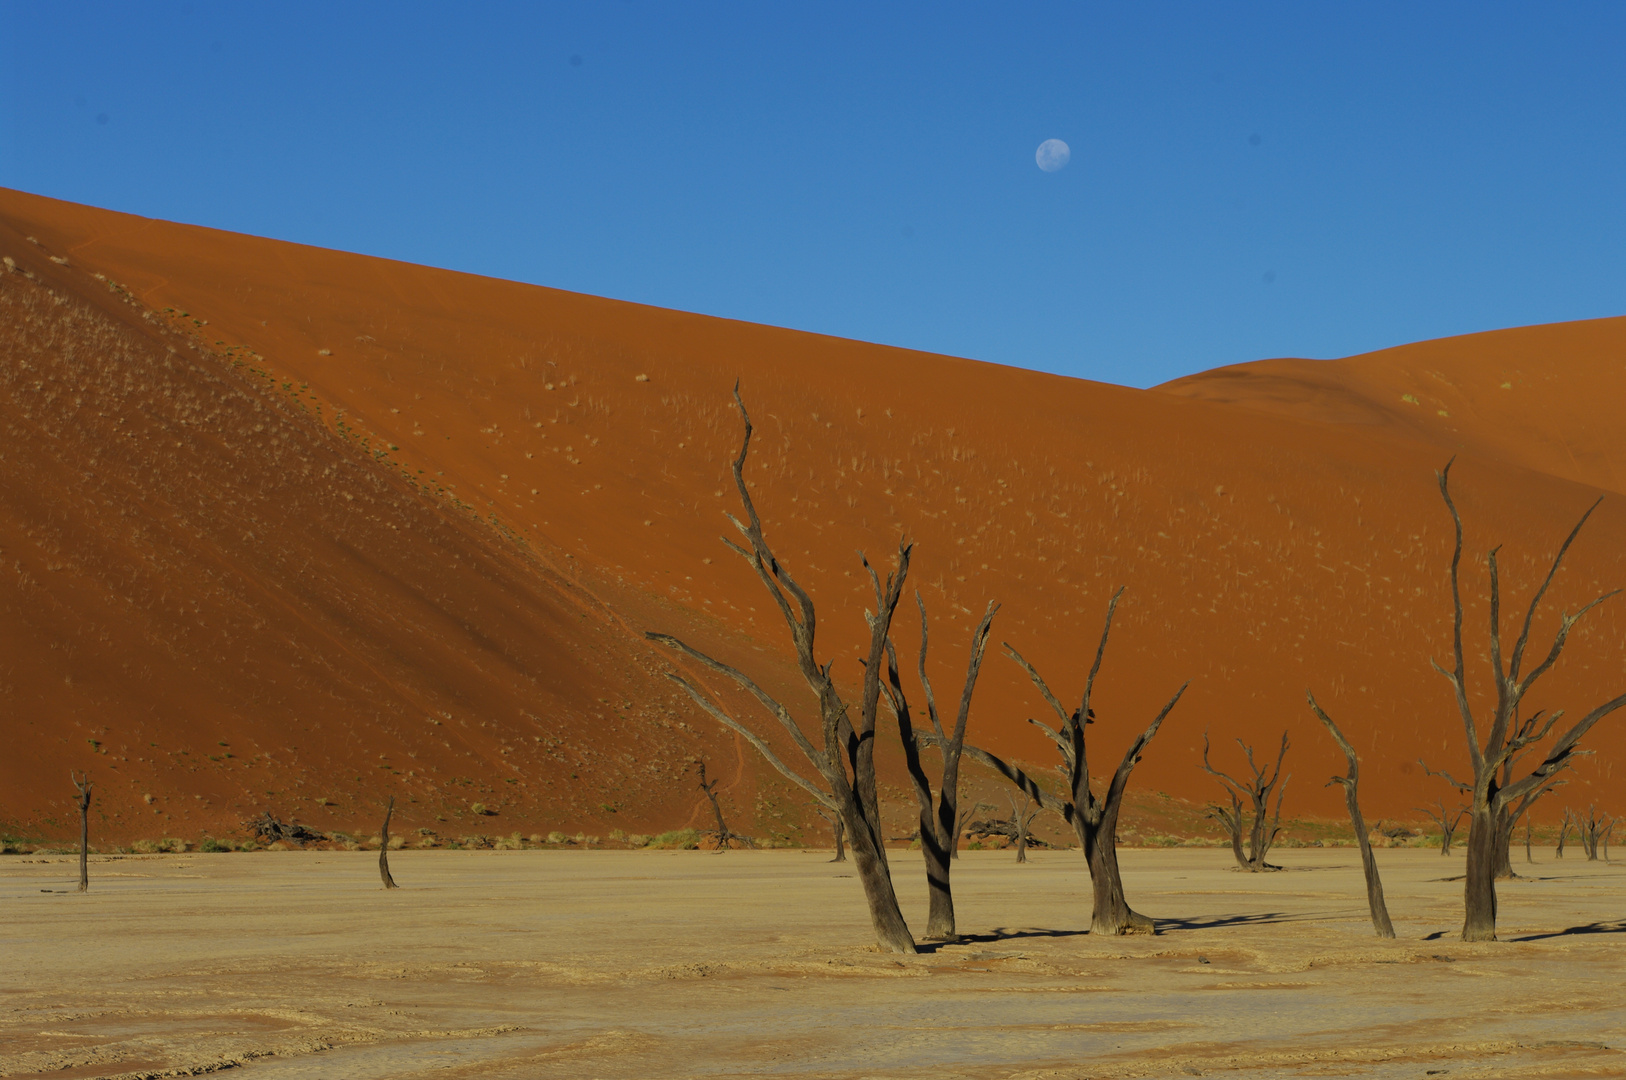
{"left": 2, "top": 187, "right": 1623, "bottom": 847}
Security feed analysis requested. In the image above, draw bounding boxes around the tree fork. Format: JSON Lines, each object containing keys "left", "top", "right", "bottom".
{"left": 1431, "top": 459, "right": 1626, "bottom": 941}
{"left": 950, "top": 589, "right": 1188, "bottom": 935}
{"left": 648, "top": 385, "right": 918, "bottom": 954}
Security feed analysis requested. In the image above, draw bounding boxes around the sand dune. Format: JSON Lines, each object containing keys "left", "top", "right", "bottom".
{"left": 3, "top": 187, "right": 1623, "bottom": 846}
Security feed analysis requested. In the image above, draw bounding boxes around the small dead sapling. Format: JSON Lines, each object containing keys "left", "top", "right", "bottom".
{"left": 1201, "top": 730, "right": 1290, "bottom": 871}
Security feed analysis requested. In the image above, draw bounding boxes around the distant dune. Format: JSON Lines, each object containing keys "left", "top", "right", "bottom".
{"left": 3, "top": 187, "right": 1622, "bottom": 845}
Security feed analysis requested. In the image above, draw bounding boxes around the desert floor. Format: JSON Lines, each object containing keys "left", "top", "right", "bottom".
{"left": 3, "top": 847, "right": 1623, "bottom": 1079}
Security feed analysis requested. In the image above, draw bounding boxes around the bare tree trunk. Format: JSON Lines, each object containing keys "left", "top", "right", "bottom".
{"left": 1085, "top": 790, "right": 1147, "bottom": 934}
{"left": 1556, "top": 809, "right": 1570, "bottom": 858}
{"left": 1307, "top": 695, "right": 1395, "bottom": 938}
{"left": 1577, "top": 805, "right": 1612, "bottom": 860}
{"left": 379, "top": 795, "right": 399, "bottom": 889}
{"left": 1492, "top": 810, "right": 1518, "bottom": 879}
{"left": 1202, "top": 731, "right": 1289, "bottom": 871}
{"left": 71, "top": 772, "right": 92, "bottom": 893}
{"left": 953, "top": 590, "right": 1188, "bottom": 936}
{"left": 1416, "top": 798, "right": 1465, "bottom": 854}
{"left": 1428, "top": 460, "right": 1626, "bottom": 942}
{"left": 1524, "top": 816, "right": 1532, "bottom": 863}
{"left": 1207, "top": 794, "right": 1248, "bottom": 868}
{"left": 842, "top": 800, "right": 914, "bottom": 949}
{"left": 886, "top": 598, "right": 998, "bottom": 940}
{"left": 815, "top": 807, "right": 847, "bottom": 862}
{"left": 649, "top": 387, "right": 919, "bottom": 953}
{"left": 1010, "top": 791, "right": 1033, "bottom": 864}
{"left": 1461, "top": 806, "right": 1499, "bottom": 941}
{"left": 695, "top": 760, "right": 751, "bottom": 851}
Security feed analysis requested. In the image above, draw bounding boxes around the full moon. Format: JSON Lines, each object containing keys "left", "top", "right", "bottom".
{"left": 1035, "top": 138, "right": 1070, "bottom": 172}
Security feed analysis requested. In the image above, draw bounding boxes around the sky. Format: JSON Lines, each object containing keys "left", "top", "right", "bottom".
{"left": 3, "top": 2, "right": 1624, "bottom": 388}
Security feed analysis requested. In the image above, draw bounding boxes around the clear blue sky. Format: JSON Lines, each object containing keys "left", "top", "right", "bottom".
{"left": 4, "top": 2, "right": 1624, "bottom": 387}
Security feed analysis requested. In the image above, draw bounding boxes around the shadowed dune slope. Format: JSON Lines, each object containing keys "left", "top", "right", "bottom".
{"left": 3, "top": 187, "right": 1624, "bottom": 846}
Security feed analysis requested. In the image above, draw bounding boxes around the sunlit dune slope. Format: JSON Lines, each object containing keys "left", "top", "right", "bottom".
{"left": 1158, "top": 317, "right": 1626, "bottom": 497}
{"left": 3, "top": 187, "right": 1623, "bottom": 847}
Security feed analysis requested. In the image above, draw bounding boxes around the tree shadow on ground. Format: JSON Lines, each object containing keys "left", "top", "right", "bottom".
{"left": 926, "top": 911, "right": 1312, "bottom": 951}
{"left": 1155, "top": 911, "right": 1304, "bottom": 932}
{"left": 1509, "top": 921, "right": 1626, "bottom": 942}
{"left": 918, "top": 927, "right": 1090, "bottom": 952}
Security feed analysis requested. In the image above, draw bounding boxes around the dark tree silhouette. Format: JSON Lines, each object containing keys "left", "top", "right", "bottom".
{"left": 882, "top": 596, "right": 997, "bottom": 938}
{"left": 1009, "top": 790, "right": 1039, "bottom": 863}
{"left": 1556, "top": 808, "right": 1572, "bottom": 858}
{"left": 945, "top": 589, "right": 1188, "bottom": 935}
{"left": 695, "top": 760, "right": 752, "bottom": 850}
{"left": 1430, "top": 460, "right": 1626, "bottom": 941}
{"left": 1415, "top": 798, "right": 1467, "bottom": 855}
{"left": 71, "top": 771, "right": 92, "bottom": 893}
{"left": 1306, "top": 694, "right": 1394, "bottom": 938}
{"left": 378, "top": 796, "right": 399, "bottom": 889}
{"left": 1201, "top": 730, "right": 1290, "bottom": 871}
{"left": 1419, "top": 754, "right": 1564, "bottom": 879}
{"left": 1577, "top": 805, "right": 1615, "bottom": 861}
{"left": 813, "top": 806, "right": 847, "bottom": 862}
{"left": 648, "top": 388, "right": 918, "bottom": 953}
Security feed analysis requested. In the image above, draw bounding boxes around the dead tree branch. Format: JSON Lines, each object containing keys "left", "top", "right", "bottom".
{"left": 1430, "top": 459, "right": 1626, "bottom": 940}
{"left": 647, "top": 385, "right": 918, "bottom": 953}
{"left": 946, "top": 588, "right": 1188, "bottom": 935}
{"left": 1306, "top": 692, "right": 1395, "bottom": 939}
{"left": 882, "top": 595, "right": 998, "bottom": 938}
{"left": 1201, "top": 729, "right": 1290, "bottom": 871}
{"left": 695, "top": 760, "right": 754, "bottom": 851}
{"left": 379, "top": 795, "right": 400, "bottom": 889}
{"left": 1415, "top": 798, "right": 1467, "bottom": 855}
{"left": 813, "top": 805, "right": 846, "bottom": 862}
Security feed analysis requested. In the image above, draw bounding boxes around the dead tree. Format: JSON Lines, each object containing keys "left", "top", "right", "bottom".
{"left": 1524, "top": 816, "right": 1533, "bottom": 863}
{"left": 695, "top": 760, "right": 753, "bottom": 850}
{"left": 1431, "top": 460, "right": 1626, "bottom": 941}
{"left": 71, "top": 771, "right": 92, "bottom": 893}
{"left": 1009, "top": 790, "right": 1038, "bottom": 863}
{"left": 647, "top": 387, "right": 918, "bottom": 953}
{"left": 1421, "top": 752, "right": 1565, "bottom": 879}
{"left": 1205, "top": 795, "right": 1246, "bottom": 868}
{"left": 813, "top": 806, "right": 847, "bottom": 862}
{"left": 881, "top": 597, "right": 997, "bottom": 939}
{"left": 942, "top": 589, "right": 1188, "bottom": 935}
{"left": 1415, "top": 798, "right": 1467, "bottom": 855}
{"left": 1306, "top": 694, "right": 1395, "bottom": 938}
{"left": 1201, "top": 730, "right": 1290, "bottom": 871}
{"left": 379, "top": 796, "right": 399, "bottom": 889}
{"left": 1556, "top": 808, "right": 1571, "bottom": 858}
{"left": 1578, "top": 805, "right": 1614, "bottom": 860}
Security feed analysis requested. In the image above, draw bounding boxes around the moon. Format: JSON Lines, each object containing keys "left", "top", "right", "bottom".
{"left": 1035, "top": 138, "right": 1070, "bottom": 173}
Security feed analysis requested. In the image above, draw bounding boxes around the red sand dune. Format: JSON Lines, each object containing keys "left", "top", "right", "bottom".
{"left": 3, "top": 187, "right": 1623, "bottom": 846}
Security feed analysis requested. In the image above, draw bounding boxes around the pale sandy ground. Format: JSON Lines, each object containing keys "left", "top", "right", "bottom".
{"left": 2, "top": 847, "right": 1623, "bottom": 1080}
